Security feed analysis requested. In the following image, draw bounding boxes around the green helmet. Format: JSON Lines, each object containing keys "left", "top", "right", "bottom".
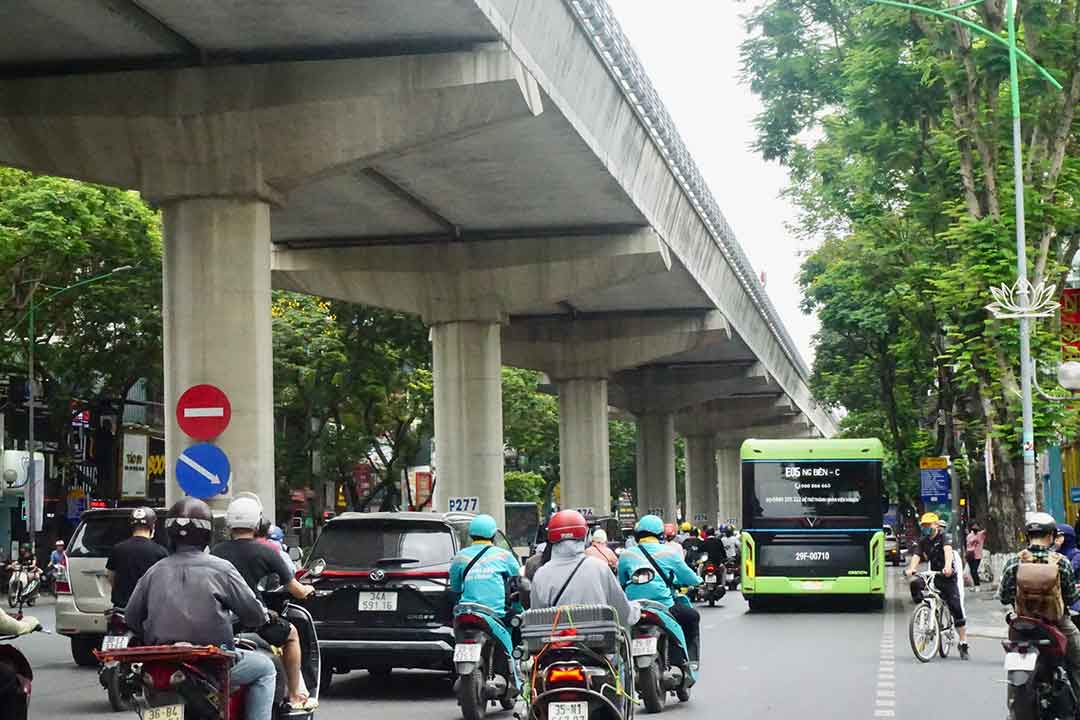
{"left": 468, "top": 514, "right": 498, "bottom": 540}
{"left": 635, "top": 515, "right": 664, "bottom": 537}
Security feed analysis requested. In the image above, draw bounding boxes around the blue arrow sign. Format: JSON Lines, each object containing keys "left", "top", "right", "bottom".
{"left": 176, "top": 443, "right": 230, "bottom": 499}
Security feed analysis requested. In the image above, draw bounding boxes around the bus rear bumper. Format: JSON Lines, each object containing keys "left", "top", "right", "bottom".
{"left": 742, "top": 577, "right": 885, "bottom": 595}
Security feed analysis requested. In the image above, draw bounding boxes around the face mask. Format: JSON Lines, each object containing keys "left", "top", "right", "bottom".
{"left": 921, "top": 526, "right": 934, "bottom": 537}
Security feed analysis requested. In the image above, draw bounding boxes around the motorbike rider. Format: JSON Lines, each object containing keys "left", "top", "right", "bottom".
{"left": 1000, "top": 512, "right": 1080, "bottom": 695}
{"left": 1055, "top": 524, "right": 1080, "bottom": 576}
{"left": 721, "top": 526, "right": 740, "bottom": 560}
{"left": 618, "top": 515, "right": 703, "bottom": 669}
{"left": 105, "top": 507, "right": 168, "bottom": 609}
{"left": 212, "top": 494, "right": 316, "bottom": 710}
{"left": 533, "top": 511, "right": 640, "bottom": 627}
{"left": 905, "top": 512, "right": 969, "bottom": 660}
{"left": 584, "top": 528, "right": 619, "bottom": 571}
{"left": 449, "top": 515, "right": 524, "bottom": 690}
{"left": 700, "top": 527, "right": 727, "bottom": 566}
{"left": 45, "top": 540, "right": 65, "bottom": 594}
{"left": 124, "top": 497, "right": 277, "bottom": 720}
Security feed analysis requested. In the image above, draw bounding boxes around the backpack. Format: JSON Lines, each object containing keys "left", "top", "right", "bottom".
{"left": 1015, "top": 549, "right": 1065, "bottom": 621}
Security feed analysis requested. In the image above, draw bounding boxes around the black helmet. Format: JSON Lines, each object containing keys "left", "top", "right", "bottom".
{"left": 131, "top": 506, "right": 157, "bottom": 529}
{"left": 1025, "top": 512, "right": 1057, "bottom": 540}
{"left": 166, "top": 497, "right": 213, "bottom": 548}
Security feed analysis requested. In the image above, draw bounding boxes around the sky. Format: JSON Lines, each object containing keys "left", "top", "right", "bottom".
{"left": 608, "top": 0, "right": 819, "bottom": 364}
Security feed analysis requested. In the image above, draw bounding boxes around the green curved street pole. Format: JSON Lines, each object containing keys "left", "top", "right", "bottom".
{"left": 867, "top": 0, "right": 1062, "bottom": 514}
{"left": 23, "top": 265, "right": 132, "bottom": 559}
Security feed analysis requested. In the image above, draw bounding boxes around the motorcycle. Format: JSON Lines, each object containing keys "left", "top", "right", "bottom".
{"left": 96, "top": 573, "right": 321, "bottom": 720}
{"left": 1002, "top": 611, "right": 1077, "bottom": 720}
{"left": 699, "top": 562, "right": 726, "bottom": 607}
{"left": 100, "top": 608, "right": 138, "bottom": 712}
{"left": 519, "top": 603, "right": 635, "bottom": 720}
{"left": 723, "top": 556, "right": 740, "bottom": 591}
{"left": 7, "top": 566, "right": 39, "bottom": 611}
{"left": 452, "top": 603, "right": 518, "bottom": 719}
{"left": 628, "top": 570, "right": 693, "bottom": 714}
{"left": 0, "top": 626, "right": 41, "bottom": 720}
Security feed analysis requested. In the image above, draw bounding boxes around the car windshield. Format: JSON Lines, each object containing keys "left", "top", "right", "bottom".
{"left": 67, "top": 515, "right": 166, "bottom": 558}
{"left": 310, "top": 520, "right": 456, "bottom": 570}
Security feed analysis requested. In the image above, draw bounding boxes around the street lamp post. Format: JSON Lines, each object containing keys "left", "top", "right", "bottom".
{"left": 23, "top": 265, "right": 133, "bottom": 558}
{"left": 868, "top": 0, "right": 1063, "bottom": 513}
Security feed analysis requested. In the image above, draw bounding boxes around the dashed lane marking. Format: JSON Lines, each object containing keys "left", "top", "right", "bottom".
{"left": 873, "top": 573, "right": 898, "bottom": 719}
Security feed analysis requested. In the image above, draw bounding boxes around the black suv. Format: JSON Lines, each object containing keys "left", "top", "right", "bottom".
{"left": 301, "top": 512, "right": 520, "bottom": 686}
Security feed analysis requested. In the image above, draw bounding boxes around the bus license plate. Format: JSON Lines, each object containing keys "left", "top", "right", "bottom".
{"left": 549, "top": 701, "right": 588, "bottom": 719}
{"left": 799, "top": 581, "right": 825, "bottom": 591}
{"left": 1005, "top": 652, "right": 1037, "bottom": 672}
{"left": 454, "top": 643, "right": 483, "bottom": 663}
{"left": 631, "top": 637, "right": 658, "bottom": 656}
{"left": 101, "top": 634, "right": 131, "bottom": 651}
{"left": 357, "top": 592, "right": 398, "bottom": 612}
{"left": 144, "top": 705, "right": 184, "bottom": 720}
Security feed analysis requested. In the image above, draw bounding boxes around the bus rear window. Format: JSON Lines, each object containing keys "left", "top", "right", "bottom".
{"left": 745, "top": 460, "right": 882, "bottom": 523}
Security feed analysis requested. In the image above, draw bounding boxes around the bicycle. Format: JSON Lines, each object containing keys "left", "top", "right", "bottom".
{"left": 908, "top": 571, "right": 959, "bottom": 662}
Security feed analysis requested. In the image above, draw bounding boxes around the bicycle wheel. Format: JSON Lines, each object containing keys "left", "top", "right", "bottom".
{"left": 937, "top": 603, "right": 955, "bottom": 658}
{"left": 908, "top": 601, "right": 939, "bottom": 662}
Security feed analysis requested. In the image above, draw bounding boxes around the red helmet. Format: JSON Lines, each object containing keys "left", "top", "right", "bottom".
{"left": 547, "top": 510, "right": 589, "bottom": 543}
{"left": 663, "top": 523, "right": 677, "bottom": 540}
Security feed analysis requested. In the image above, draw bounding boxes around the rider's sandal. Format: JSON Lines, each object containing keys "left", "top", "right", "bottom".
{"left": 289, "top": 695, "right": 319, "bottom": 711}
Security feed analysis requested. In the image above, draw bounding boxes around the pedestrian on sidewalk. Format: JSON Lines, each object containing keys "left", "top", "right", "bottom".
{"left": 966, "top": 522, "right": 987, "bottom": 589}
{"left": 1056, "top": 524, "right": 1080, "bottom": 576}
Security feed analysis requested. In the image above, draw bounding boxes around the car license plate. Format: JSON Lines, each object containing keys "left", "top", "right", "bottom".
{"left": 357, "top": 591, "right": 397, "bottom": 612}
{"left": 705, "top": 574, "right": 717, "bottom": 583}
{"left": 631, "top": 637, "right": 658, "bottom": 657}
{"left": 101, "top": 634, "right": 131, "bottom": 651}
{"left": 454, "top": 643, "right": 483, "bottom": 663}
{"left": 800, "top": 581, "right": 825, "bottom": 591}
{"left": 1005, "top": 652, "right": 1038, "bottom": 672}
{"left": 549, "top": 701, "right": 588, "bottom": 719}
{"left": 144, "top": 705, "right": 184, "bottom": 720}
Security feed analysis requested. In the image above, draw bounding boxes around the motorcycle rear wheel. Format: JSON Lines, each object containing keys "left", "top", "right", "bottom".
{"left": 458, "top": 667, "right": 488, "bottom": 720}
{"left": 638, "top": 661, "right": 666, "bottom": 714}
{"left": 106, "top": 669, "right": 126, "bottom": 712}
{"left": 1006, "top": 683, "right": 1039, "bottom": 720}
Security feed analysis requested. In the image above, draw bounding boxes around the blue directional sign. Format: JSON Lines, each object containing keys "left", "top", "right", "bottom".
{"left": 176, "top": 443, "right": 230, "bottom": 499}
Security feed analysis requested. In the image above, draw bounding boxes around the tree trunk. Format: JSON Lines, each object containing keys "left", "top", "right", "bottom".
{"left": 988, "top": 455, "right": 1026, "bottom": 553}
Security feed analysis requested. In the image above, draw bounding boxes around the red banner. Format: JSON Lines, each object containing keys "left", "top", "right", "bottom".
{"left": 1063, "top": 289, "right": 1080, "bottom": 359}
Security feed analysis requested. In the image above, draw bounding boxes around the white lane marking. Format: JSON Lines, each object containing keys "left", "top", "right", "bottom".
{"left": 873, "top": 572, "right": 898, "bottom": 719}
{"left": 184, "top": 407, "right": 225, "bottom": 418}
{"left": 178, "top": 452, "right": 222, "bottom": 484}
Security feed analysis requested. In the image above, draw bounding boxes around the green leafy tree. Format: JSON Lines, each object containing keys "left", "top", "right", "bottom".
{"left": 502, "top": 368, "right": 560, "bottom": 510}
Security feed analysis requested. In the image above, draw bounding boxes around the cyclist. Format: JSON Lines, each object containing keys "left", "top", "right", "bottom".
{"left": 904, "top": 512, "right": 969, "bottom": 660}
{"left": 106, "top": 507, "right": 168, "bottom": 609}
{"left": 618, "top": 515, "right": 702, "bottom": 669}
{"left": 1000, "top": 512, "right": 1080, "bottom": 694}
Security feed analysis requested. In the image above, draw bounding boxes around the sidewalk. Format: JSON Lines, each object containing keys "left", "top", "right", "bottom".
{"left": 964, "top": 583, "right": 1007, "bottom": 640}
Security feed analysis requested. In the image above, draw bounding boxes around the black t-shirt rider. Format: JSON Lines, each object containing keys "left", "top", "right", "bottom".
{"left": 106, "top": 536, "right": 169, "bottom": 608}
{"left": 916, "top": 531, "right": 955, "bottom": 573}
{"left": 211, "top": 538, "right": 293, "bottom": 594}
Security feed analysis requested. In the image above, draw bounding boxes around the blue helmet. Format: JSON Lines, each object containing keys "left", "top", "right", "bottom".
{"left": 268, "top": 525, "right": 285, "bottom": 543}
{"left": 635, "top": 515, "right": 665, "bottom": 537}
{"left": 468, "top": 514, "right": 498, "bottom": 540}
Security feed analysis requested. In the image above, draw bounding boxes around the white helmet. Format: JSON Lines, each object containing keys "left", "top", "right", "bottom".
{"left": 592, "top": 528, "right": 608, "bottom": 544}
{"left": 226, "top": 494, "right": 263, "bottom": 530}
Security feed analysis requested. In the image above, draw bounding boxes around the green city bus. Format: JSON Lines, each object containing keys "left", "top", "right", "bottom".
{"left": 740, "top": 438, "right": 886, "bottom": 609}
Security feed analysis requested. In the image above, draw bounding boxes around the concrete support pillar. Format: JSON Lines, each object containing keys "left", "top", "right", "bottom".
{"left": 635, "top": 413, "right": 676, "bottom": 521}
{"left": 685, "top": 435, "right": 718, "bottom": 528}
{"left": 558, "top": 378, "right": 611, "bottom": 516}
{"left": 431, "top": 321, "right": 506, "bottom": 528}
{"left": 164, "top": 198, "right": 275, "bottom": 518}
{"left": 716, "top": 445, "right": 743, "bottom": 527}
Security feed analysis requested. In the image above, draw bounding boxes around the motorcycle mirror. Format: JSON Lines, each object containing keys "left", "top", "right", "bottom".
{"left": 257, "top": 573, "right": 283, "bottom": 592}
{"left": 308, "top": 558, "right": 326, "bottom": 577}
{"left": 288, "top": 546, "right": 302, "bottom": 563}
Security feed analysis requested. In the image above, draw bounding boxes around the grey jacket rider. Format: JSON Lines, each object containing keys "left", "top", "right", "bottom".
{"left": 531, "top": 540, "right": 641, "bottom": 627}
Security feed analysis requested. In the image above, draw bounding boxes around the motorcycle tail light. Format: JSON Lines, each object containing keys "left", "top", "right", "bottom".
{"left": 640, "top": 610, "right": 660, "bottom": 625}
{"left": 143, "top": 664, "right": 179, "bottom": 690}
{"left": 455, "top": 613, "right": 486, "bottom": 629}
{"left": 546, "top": 665, "right": 586, "bottom": 686}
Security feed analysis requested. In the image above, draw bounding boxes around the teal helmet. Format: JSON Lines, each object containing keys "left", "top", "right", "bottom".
{"left": 468, "top": 514, "right": 498, "bottom": 540}
{"left": 635, "top": 515, "right": 665, "bottom": 537}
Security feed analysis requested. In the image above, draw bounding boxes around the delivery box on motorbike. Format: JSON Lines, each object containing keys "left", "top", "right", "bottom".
{"left": 520, "top": 604, "right": 620, "bottom": 656}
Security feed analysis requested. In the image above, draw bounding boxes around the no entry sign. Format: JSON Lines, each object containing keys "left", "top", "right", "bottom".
{"left": 176, "top": 384, "right": 231, "bottom": 440}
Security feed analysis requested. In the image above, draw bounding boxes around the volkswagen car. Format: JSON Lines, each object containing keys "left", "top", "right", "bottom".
{"left": 300, "top": 511, "right": 519, "bottom": 688}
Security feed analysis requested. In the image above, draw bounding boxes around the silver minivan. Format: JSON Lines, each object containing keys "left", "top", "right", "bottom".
{"left": 57, "top": 508, "right": 225, "bottom": 666}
